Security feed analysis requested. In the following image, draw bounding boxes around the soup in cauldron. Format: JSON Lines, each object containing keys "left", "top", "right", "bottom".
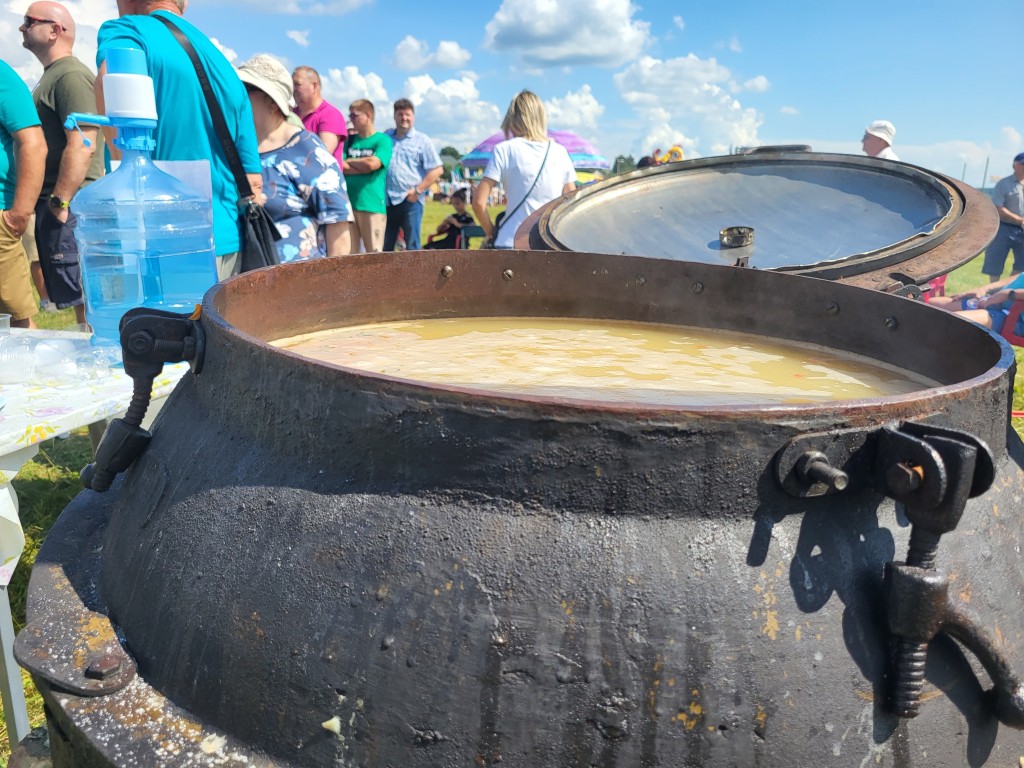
{"left": 272, "top": 317, "right": 935, "bottom": 405}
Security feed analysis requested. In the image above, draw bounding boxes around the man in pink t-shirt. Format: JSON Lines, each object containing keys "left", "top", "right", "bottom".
{"left": 292, "top": 66, "right": 346, "bottom": 165}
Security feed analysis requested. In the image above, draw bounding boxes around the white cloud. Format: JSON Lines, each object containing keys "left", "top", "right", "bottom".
{"left": 286, "top": 30, "right": 310, "bottom": 48}
{"left": 787, "top": 135, "right": 1020, "bottom": 184}
{"left": 742, "top": 75, "right": 770, "bottom": 92}
{"left": 613, "top": 54, "right": 763, "bottom": 158}
{"left": 780, "top": 106, "right": 799, "bottom": 116}
{"left": 392, "top": 35, "right": 470, "bottom": 71}
{"left": 210, "top": 38, "right": 238, "bottom": 64}
{"left": 673, "top": 16, "right": 684, "bottom": 31}
{"left": 544, "top": 85, "right": 604, "bottom": 131}
{"left": 213, "top": 0, "right": 371, "bottom": 13}
{"left": 902, "top": 139, "right": 1021, "bottom": 184}
{"left": 433, "top": 40, "right": 471, "bottom": 69}
{"left": 392, "top": 36, "right": 430, "bottom": 70}
{"left": 399, "top": 74, "right": 502, "bottom": 152}
{"left": 729, "top": 37, "right": 742, "bottom": 53}
{"left": 484, "top": 0, "right": 650, "bottom": 68}
{"left": 320, "top": 66, "right": 389, "bottom": 113}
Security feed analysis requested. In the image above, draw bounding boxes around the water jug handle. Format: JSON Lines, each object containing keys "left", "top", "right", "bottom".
{"left": 64, "top": 112, "right": 110, "bottom": 148}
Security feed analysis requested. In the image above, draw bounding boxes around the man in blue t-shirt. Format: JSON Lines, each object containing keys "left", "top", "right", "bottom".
{"left": 383, "top": 98, "right": 442, "bottom": 252}
{"left": 0, "top": 59, "right": 46, "bottom": 327}
{"left": 95, "top": 0, "right": 261, "bottom": 279}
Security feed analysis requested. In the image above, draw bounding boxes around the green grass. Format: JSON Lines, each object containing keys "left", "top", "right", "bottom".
{"left": 2, "top": 433, "right": 92, "bottom": 765}
{"left": 0, "top": 243, "right": 1018, "bottom": 765}
{"left": 939, "top": 255, "right": 1024, "bottom": 412}
{"left": 420, "top": 198, "right": 502, "bottom": 247}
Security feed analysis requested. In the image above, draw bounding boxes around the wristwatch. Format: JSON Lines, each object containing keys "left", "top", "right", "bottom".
{"left": 48, "top": 194, "right": 70, "bottom": 210}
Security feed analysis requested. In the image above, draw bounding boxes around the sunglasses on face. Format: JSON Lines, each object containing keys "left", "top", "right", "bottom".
{"left": 22, "top": 15, "right": 62, "bottom": 29}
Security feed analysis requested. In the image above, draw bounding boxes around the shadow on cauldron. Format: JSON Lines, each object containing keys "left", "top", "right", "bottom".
{"left": 746, "top": 460, "right": 1005, "bottom": 767}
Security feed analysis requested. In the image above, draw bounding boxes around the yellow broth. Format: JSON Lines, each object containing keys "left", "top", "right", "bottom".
{"left": 272, "top": 317, "right": 935, "bottom": 406}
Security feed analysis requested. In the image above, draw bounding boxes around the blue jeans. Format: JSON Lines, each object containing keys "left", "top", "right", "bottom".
{"left": 384, "top": 198, "right": 424, "bottom": 251}
{"left": 982, "top": 222, "right": 1024, "bottom": 278}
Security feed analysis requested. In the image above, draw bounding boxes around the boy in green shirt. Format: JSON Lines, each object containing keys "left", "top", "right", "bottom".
{"left": 343, "top": 99, "right": 392, "bottom": 253}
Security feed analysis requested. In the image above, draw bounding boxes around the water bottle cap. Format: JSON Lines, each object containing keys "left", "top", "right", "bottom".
{"left": 102, "top": 47, "right": 158, "bottom": 122}
{"left": 106, "top": 48, "right": 148, "bottom": 77}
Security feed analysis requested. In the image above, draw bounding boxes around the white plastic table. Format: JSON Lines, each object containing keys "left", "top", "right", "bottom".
{"left": 0, "top": 329, "right": 187, "bottom": 749}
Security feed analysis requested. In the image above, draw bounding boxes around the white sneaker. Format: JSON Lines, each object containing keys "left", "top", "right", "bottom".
{"left": 40, "top": 300, "right": 58, "bottom": 312}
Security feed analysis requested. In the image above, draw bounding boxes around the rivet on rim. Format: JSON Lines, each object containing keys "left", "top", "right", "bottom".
{"left": 441, "top": 265, "right": 453, "bottom": 278}
{"left": 692, "top": 282, "right": 704, "bottom": 294}
{"left": 502, "top": 269, "right": 514, "bottom": 281}
{"left": 885, "top": 316, "right": 899, "bottom": 330}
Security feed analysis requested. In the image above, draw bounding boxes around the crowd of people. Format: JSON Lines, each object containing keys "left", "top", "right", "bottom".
{"left": 0, "top": 0, "right": 580, "bottom": 331}
{"left": 2, "top": 0, "right": 1023, "bottom": 339}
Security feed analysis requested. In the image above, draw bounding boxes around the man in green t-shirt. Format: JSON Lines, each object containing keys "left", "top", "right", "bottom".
{"left": 0, "top": 58, "right": 46, "bottom": 327}
{"left": 343, "top": 99, "right": 392, "bottom": 253}
{"left": 21, "top": 1, "right": 104, "bottom": 325}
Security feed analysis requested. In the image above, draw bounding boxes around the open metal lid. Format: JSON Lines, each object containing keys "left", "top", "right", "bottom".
{"left": 516, "top": 151, "right": 998, "bottom": 291}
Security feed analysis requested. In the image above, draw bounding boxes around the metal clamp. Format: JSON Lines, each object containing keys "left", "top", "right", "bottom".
{"left": 14, "top": 562, "right": 137, "bottom": 697}
{"left": 776, "top": 422, "right": 1022, "bottom": 726}
{"left": 775, "top": 427, "right": 873, "bottom": 498}
{"left": 82, "top": 308, "right": 205, "bottom": 493}
{"left": 871, "top": 423, "right": 1024, "bottom": 727}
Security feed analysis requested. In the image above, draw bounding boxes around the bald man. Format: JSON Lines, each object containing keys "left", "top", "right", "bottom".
{"left": 21, "top": 1, "right": 102, "bottom": 325}
{"left": 293, "top": 66, "right": 347, "bottom": 165}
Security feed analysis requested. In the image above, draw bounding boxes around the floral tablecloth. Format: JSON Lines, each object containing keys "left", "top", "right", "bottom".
{"left": 0, "top": 330, "right": 188, "bottom": 586}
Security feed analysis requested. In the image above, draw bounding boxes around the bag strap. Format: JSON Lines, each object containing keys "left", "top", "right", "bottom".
{"left": 152, "top": 13, "right": 253, "bottom": 199}
{"left": 493, "top": 139, "right": 551, "bottom": 240}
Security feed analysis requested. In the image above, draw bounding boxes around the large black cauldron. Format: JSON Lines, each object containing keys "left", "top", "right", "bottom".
{"left": 16, "top": 250, "right": 1024, "bottom": 767}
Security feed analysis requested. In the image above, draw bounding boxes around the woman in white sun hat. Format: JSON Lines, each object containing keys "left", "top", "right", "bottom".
{"left": 237, "top": 54, "right": 352, "bottom": 260}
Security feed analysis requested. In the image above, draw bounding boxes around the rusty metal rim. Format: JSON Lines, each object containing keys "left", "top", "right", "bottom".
{"left": 204, "top": 252, "right": 1015, "bottom": 424}
{"left": 538, "top": 153, "right": 965, "bottom": 278}
{"left": 514, "top": 155, "right": 999, "bottom": 291}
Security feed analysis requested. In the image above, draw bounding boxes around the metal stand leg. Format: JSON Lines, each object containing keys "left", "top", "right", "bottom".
{"left": 0, "top": 444, "right": 39, "bottom": 751}
{"left": 1, "top": 586, "right": 30, "bottom": 750}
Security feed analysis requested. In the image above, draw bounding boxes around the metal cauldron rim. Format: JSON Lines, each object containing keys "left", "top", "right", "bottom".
{"left": 515, "top": 151, "right": 999, "bottom": 291}
{"left": 204, "top": 249, "right": 1015, "bottom": 424}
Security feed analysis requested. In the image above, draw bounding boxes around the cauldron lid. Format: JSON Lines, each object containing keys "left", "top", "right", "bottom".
{"left": 516, "top": 151, "right": 997, "bottom": 290}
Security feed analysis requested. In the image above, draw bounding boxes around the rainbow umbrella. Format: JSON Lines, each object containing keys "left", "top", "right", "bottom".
{"left": 460, "top": 130, "right": 610, "bottom": 172}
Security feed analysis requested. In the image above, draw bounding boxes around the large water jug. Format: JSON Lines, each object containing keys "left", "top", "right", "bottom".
{"left": 68, "top": 48, "right": 216, "bottom": 348}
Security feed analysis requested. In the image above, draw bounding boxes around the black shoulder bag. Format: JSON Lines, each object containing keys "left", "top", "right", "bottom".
{"left": 154, "top": 14, "right": 280, "bottom": 272}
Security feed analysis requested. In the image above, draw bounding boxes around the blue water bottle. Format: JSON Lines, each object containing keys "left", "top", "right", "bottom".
{"left": 67, "top": 47, "right": 216, "bottom": 350}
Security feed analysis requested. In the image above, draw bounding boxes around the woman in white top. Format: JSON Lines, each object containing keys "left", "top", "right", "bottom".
{"left": 473, "top": 91, "right": 577, "bottom": 249}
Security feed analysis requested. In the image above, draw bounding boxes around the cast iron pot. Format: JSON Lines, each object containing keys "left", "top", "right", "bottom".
{"left": 17, "top": 250, "right": 1024, "bottom": 767}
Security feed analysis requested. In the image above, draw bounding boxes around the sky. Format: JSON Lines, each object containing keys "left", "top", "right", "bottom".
{"left": 3, "top": 0, "right": 1022, "bottom": 187}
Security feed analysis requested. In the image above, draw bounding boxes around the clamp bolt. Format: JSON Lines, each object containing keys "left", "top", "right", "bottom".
{"left": 85, "top": 654, "right": 122, "bottom": 681}
{"left": 797, "top": 451, "right": 849, "bottom": 492}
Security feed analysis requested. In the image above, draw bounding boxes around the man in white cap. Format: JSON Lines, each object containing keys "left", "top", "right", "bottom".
{"left": 862, "top": 120, "right": 899, "bottom": 161}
